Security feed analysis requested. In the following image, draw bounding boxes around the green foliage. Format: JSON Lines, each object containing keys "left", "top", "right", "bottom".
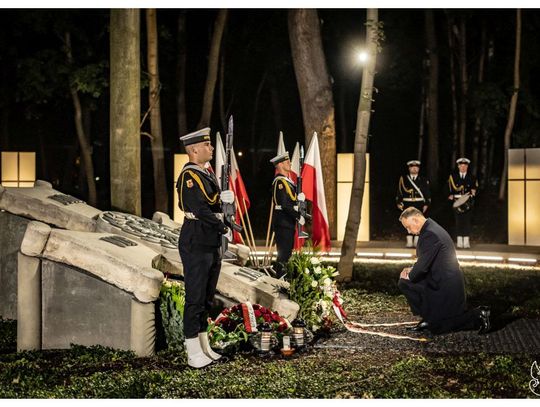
{"left": 71, "top": 61, "right": 109, "bottom": 98}
{"left": 287, "top": 249, "right": 341, "bottom": 331}
{"left": 208, "top": 320, "right": 249, "bottom": 351}
{"left": 159, "top": 280, "right": 186, "bottom": 351}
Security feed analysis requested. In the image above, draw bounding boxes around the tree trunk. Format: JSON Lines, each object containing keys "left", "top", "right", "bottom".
{"left": 64, "top": 32, "right": 97, "bottom": 207}
{"left": 338, "top": 9, "right": 379, "bottom": 282}
{"left": 446, "top": 13, "right": 459, "bottom": 171}
{"left": 417, "top": 80, "right": 426, "bottom": 161}
{"left": 479, "top": 128, "right": 490, "bottom": 186}
{"left": 110, "top": 9, "right": 141, "bottom": 215}
{"left": 176, "top": 10, "right": 187, "bottom": 137}
{"left": 424, "top": 10, "right": 439, "bottom": 188}
{"left": 498, "top": 9, "right": 521, "bottom": 201}
{"left": 457, "top": 16, "right": 468, "bottom": 158}
{"left": 472, "top": 19, "right": 487, "bottom": 178}
{"left": 288, "top": 9, "right": 337, "bottom": 239}
{"left": 146, "top": 9, "right": 169, "bottom": 214}
{"left": 250, "top": 70, "right": 268, "bottom": 172}
{"left": 197, "top": 9, "right": 228, "bottom": 129}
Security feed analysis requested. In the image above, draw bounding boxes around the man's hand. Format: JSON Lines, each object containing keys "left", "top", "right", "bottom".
{"left": 397, "top": 203, "right": 404, "bottom": 211}
{"left": 220, "top": 190, "right": 235, "bottom": 204}
{"left": 448, "top": 195, "right": 454, "bottom": 200}
{"left": 471, "top": 189, "right": 477, "bottom": 196}
{"left": 400, "top": 267, "right": 412, "bottom": 280}
{"left": 297, "top": 192, "right": 306, "bottom": 202}
{"left": 298, "top": 215, "right": 306, "bottom": 226}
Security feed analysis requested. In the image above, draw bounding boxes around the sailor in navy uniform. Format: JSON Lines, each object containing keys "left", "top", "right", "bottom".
{"left": 396, "top": 160, "right": 431, "bottom": 247}
{"left": 270, "top": 151, "right": 305, "bottom": 279}
{"left": 448, "top": 157, "right": 478, "bottom": 249}
{"left": 177, "top": 127, "right": 234, "bottom": 368}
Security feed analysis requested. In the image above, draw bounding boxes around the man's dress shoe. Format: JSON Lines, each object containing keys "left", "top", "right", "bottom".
{"left": 406, "top": 320, "right": 430, "bottom": 332}
{"left": 477, "top": 306, "right": 491, "bottom": 334}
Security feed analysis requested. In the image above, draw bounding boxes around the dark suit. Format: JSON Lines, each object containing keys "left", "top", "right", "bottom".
{"left": 398, "top": 218, "right": 481, "bottom": 334}
{"left": 177, "top": 163, "right": 229, "bottom": 339}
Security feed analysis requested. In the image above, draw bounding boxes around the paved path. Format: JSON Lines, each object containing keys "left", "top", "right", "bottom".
{"left": 314, "top": 318, "right": 540, "bottom": 354}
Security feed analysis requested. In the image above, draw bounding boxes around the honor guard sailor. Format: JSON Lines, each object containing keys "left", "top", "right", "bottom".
{"left": 448, "top": 157, "right": 478, "bottom": 249}
{"left": 270, "top": 151, "right": 305, "bottom": 279}
{"left": 176, "top": 127, "right": 234, "bottom": 368}
{"left": 395, "top": 160, "right": 431, "bottom": 247}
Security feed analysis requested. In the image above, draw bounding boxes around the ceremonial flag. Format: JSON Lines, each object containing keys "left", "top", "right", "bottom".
{"left": 301, "top": 133, "right": 331, "bottom": 252}
{"left": 215, "top": 132, "right": 250, "bottom": 244}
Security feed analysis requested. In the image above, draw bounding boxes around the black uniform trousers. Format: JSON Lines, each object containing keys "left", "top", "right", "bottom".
{"left": 275, "top": 225, "right": 294, "bottom": 266}
{"left": 398, "top": 277, "right": 480, "bottom": 335}
{"left": 179, "top": 244, "right": 222, "bottom": 339}
{"left": 454, "top": 209, "right": 473, "bottom": 236}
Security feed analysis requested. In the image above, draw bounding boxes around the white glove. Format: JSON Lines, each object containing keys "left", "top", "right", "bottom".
{"left": 220, "top": 190, "right": 235, "bottom": 204}
{"left": 293, "top": 205, "right": 299, "bottom": 212}
{"left": 297, "top": 192, "right": 306, "bottom": 202}
{"left": 225, "top": 227, "right": 233, "bottom": 242}
{"left": 298, "top": 216, "right": 306, "bottom": 226}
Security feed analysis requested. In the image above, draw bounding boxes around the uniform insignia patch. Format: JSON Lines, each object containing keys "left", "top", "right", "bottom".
{"left": 278, "top": 184, "right": 283, "bottom": 190}
{"left": 186, "top": 179, "right": 193, "bottom": 188}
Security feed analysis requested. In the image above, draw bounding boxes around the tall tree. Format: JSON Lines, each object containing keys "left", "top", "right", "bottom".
{"left": 446, "top": 12, "right": 459, "bottom": 170}
{"left": 146, "top": 9, "right": 169, "bottom": 214}
{"left": 64, "top": 31, "right": 97, "bottom": 207}
{"left": 288, "top": 9, "right": 337, "bottom": 238}
{"left": 472, "top": 18, "right": 487, "bottom": 177}
{"left": 110, "top": 9, "right": 141, "bottom": 215}
{"left": 338, "top": 9, "right": 381, "bottom": 282}
{"left": 457, "top": 16, "right": 468, "bottom": 157}
{"left": 424, "top": 10, "right": 439, "bottom": 187}
{"left": 197, "top": 9, "right": 228, "bottom": 129}
{"left": 176, "top": 11, "right": 187, "bottom": 137}
{"left": 498, "top": 9, "right": 521, "bottom": 200}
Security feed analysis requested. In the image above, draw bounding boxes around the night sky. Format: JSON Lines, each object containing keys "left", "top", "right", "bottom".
{"left": 1, "top": 8, "right": 538, "bottom": 241}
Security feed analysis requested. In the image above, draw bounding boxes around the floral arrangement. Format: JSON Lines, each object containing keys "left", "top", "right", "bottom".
{"left": 208, "top": 303, "right": 292, "bottom": 351}
{"left": 159, "top": 279, "right": 186, "bottom": 351}
{"left": 286, "top": 249, "right": 342, "bottom": 332}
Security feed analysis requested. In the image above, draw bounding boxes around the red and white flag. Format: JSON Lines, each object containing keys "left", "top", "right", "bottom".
{"left": 215, "top": 133, "right": 250, "bottom": 244}
{"left": 301, "top": 133, "right": 331, "bottom": 252}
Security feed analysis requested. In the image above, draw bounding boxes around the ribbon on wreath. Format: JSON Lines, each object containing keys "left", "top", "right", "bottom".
{"left": 241, "top": 302, "right": 258, "bottom": 333}
{"left": 331, "top": 292, "right": 429, "bottom": 342}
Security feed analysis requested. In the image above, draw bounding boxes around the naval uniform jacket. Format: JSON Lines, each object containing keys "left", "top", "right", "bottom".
{"left": 408, "top": 218, "right": 467, "bottom": 323}
{"left": 176, "top": 163, "right": 228, "bottom": 251}
{"left": 396, "top": 174, "right": 431, "bottom": 208}
{"left": 272, "top": 174, "right": 299, "bottom": 231}
{"left": 448, "top": 171, "right": 478, "bottom": 200}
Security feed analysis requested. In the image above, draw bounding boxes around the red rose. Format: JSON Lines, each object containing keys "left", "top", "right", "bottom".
{"left": 263, "top": 314, "right": 272, "bottom": 322}
{"left": 254, "top": 310, "right": 262, "bottom": 318}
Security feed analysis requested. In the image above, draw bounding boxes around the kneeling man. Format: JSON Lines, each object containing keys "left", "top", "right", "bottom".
{"left": 397, "top": 207, "right": 490, "bottom": 335}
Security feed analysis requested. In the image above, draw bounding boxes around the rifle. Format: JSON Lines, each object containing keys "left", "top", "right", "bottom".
{"left": 221, "top": 115, "right": 243, "bottom": 240}
{"left": 297, "top": 145, "right": 311, "bottom": 239}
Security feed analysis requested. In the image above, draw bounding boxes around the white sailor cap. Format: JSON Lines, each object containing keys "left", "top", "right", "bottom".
{"left": 407, "top": 160, "right": 421, "bottom": 166}
{"left": 270, "top": 151, "right": 290, "bottom": 166}
{"left": 180, "top": 127, "right": 211, "bottom": 146}
{"left": 456, "top": 157, "right": 471, "bottom": 164}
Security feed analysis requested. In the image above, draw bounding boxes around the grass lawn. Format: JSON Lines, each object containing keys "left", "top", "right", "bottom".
{"left": 1, "top": 262, "right": 539, "bottom": 398}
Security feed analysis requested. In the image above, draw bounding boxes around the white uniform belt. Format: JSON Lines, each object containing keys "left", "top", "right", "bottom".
{"left": 184, "top": 212, "right": 223, "bottom": 221}
{"left": 403, "top": 198, "right": 424, "bottom": 202}
{"left": 274, "top": 205, "right": 282, "bottom": 210}
{"left": 453, "top": 194, "right": 462, "bottom": 198}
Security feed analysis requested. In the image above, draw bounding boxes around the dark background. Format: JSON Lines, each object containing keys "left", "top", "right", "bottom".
{"left": 1, "top": 9, "right": 538, "bottom": 242}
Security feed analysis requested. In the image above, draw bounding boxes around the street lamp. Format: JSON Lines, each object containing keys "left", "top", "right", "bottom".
{"left": 357, "top": 50, "right": 369, "bottom": 64}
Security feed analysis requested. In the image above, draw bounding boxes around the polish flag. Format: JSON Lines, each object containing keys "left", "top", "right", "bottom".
{"left": 215, "top": 133, "right": 250, "bottom": 244}
{"left": 301, "top": 133, "right": 331, "bottom": 252}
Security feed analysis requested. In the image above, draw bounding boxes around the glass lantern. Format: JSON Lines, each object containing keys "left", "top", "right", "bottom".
{"left": 292, "top": 318, "right": 306, "bottom": 349}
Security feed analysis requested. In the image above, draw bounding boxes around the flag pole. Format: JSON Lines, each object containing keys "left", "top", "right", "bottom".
{"left": 263, "top": 202, "right": 274, "bottom": 265}
{"left": 242, "top": 197, "right": 259, "bottom": 265}
{"left": 235, "top": 196, "right": 260, "bottom": 268}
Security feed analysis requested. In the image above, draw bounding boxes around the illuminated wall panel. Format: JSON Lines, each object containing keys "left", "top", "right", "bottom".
{"left": 337, "top": 153, "right": 369, "bottom": 241}
{"left": 1, "top": 151, "right": 36, "bottom": 187}
{"left": 526, "top": 181, "right": 540, "bottom": 246}
{"left": 508, "top": 148, "right": 540, "bottom": 246}
{"left": 173, "top": 154, "right": 189, "bottom": 223}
